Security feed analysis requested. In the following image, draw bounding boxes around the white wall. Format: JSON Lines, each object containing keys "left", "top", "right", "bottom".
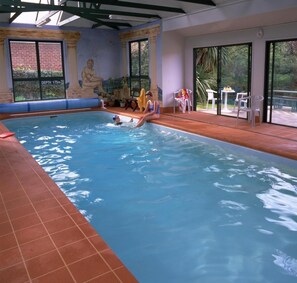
{"left": 161, "top": 31, "right": 184, "bottom": 107}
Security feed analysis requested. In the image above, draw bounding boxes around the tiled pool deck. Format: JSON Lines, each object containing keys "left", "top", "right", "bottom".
{"left": 1, "top": 108, "right": 297, "bottom": 282}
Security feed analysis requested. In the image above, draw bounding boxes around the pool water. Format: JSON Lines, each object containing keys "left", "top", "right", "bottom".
{"left": 4, "top": 112, "right": 297, "bottom": 283}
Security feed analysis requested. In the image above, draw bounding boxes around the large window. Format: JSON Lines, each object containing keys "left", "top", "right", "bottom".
{"left": 9, "top": 40, "right": 66, "bottom": 102}
{"left": 194, "top": 43, "right": 252, "bottom": 118}
{"left": 129, "top": 39, "right": 150, "bottom": 92}
{"left": 265, "top": 40, "right": 297, "bottom": 127}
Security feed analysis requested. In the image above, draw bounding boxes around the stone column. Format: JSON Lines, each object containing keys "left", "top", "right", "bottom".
{"left": 65, "top": 39, "right": 82, "bottom": 98}
{"left": 121, "top": 40, "right": 128, "bottom": 77}
{"left": 0, "top": 36, "right": 13, "bottom": 103}
{"left": 149, "top": 35, "right": 158, "bottom": 100}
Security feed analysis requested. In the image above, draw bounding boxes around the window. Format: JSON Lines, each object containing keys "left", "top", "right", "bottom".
{"left": 129, "top": 39, "right": 150, "bottom": 92}
{"left": 9, "top": 40, "right": 66, "bottom": 102}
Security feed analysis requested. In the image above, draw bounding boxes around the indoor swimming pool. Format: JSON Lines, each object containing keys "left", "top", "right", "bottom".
{"left": 4, "top": 111, "right": 297, "bottom": 283}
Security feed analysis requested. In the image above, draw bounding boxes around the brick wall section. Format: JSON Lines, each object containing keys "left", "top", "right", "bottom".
{"left": 10, "top": 41, "right": 62, "bottom": 71}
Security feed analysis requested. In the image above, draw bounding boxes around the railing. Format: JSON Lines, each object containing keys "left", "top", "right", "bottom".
{"left": 272, "top": 90, "right": 297, "bottom": 112}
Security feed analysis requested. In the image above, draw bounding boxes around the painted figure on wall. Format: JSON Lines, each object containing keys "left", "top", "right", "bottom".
{"left": 81, "top": 58, "right": 105, "bottom": 94}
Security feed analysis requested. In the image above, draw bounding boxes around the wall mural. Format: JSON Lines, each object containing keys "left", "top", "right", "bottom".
{"left": 81, "top": 58, "right": 106, "bottom": 96}
{"left": 80, "top": 58, "right": 131, "bottom": 106}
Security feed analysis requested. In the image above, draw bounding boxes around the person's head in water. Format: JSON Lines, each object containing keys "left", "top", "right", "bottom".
{"left": 112, "top": 115, "right": 122, "bottom": 125}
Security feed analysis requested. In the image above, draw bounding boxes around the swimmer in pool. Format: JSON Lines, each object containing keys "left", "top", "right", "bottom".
{"left": 113, "top": 115, "right": 122, "bottom": 125}
{"left": 112, "top": 115, "right": 133, "bottom": 126}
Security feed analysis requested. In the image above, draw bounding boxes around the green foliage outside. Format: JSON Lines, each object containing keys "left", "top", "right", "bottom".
{"left": 221, "top": 45, "right": 249, "bottom": 92}
{"left": 130, "top": 39, "right": 150, "bottom": 92}
{"left": 14, "top": 80, "right": 41, "bottom": 101}
{"left": 13, "top": 67, "right": 65, "bottom": 102}
{"left": 272, "top": 41, "right": 297, "bottom": 92}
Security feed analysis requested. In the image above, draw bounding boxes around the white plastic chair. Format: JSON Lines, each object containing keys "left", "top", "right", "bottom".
{"left": 173, "top": 89, "right": 193, "bottom": 113}
{"left": 206, "top": 89, "right": 217, "bottom": 109}
{"left": 236, "top": 95, "right": 264, "bottom": 127}
{"left": 234, "top": 92, "right": 248, "bottom": 109}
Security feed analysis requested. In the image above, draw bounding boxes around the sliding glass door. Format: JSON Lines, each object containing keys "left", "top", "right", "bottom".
{"left": 265, "top": 40, "right": 297, "bottom": 127}
{"left": 194, "top": 43, "right": 251, "bottom": 118}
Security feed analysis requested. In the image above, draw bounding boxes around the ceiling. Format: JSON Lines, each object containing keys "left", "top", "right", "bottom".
{"left": 0, "top": 0, "right": 225, "bottom": 30}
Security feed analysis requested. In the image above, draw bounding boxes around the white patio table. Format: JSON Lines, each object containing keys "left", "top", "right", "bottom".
{"left": 221, "top": 89, "right": 235, "bottom": 112}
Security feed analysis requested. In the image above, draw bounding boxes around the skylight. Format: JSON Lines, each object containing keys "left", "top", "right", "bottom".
{"left": 10, "top": 0, "right": 62, "bottom": 27}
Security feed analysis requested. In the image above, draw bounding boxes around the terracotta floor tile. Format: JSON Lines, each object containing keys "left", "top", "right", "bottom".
{"left": 55, "top": 195, "right": 73, "bottom": 205}
{"left": 21, "top": 186, "right": 48, "bottom": 198}
{"left": 1, "top": 190, "right": 27, "bottom": 202}
{"left": 87, "top": 271, "right": 121, "bottom": 283}
{"left": 50, "top": 188, "right": 69, "bottom": 200}
{"left": 0, "top": 202, "right": 5, "bottom": 215}
{"left": 114, "top": 266, "right": 139, "bottom": 283}
{"left": 20, "top": 236, "right": 56, "bottom": 261}
{"left": 0, "top": 246, "right": 22, "bottom": 269}
{"left": 20, "top": 181, "right": 49, "bottom": 196}
{"left": 10, "top": 165, "right": 34, "bottom": 180}
{"left": 88, "top": 235, "right": 109, "bottom": 252}
{"left": 11, "top": 213, "right": 41, "bottom": 231}
{"left": 15, "top": 223, "right": 48, "bottom": 245}
{"left": 33, "top": 198, "right": 60, "bottom": 212}
{"left": 0, "top": 262, "right": 29, "bottom": 283}
{"left": 0, "top": 211, "right": 9, "bottom": 224}
{"left": 0, "top": 233, "right": 18, "bottom": 252}
{"left": 5, "top": 196, "right": 31, "bottom": 211}
{"left": 27, "top": 190, "right": 54, "bottom": 203}
{"left": 70, "top": 212, "right": 89, "bottom": 225}
{"left": 0, "top": 177, "right": 22, "bottom": 194}
{"left": 43, "top": 215, "right": 75, "bottom": 234}
{"left": 7, "top": 204, "right": 36, "bottom": 220}
{"left": 51, "top": 226, "right": 85, "bottom": 248}
{"left": 68, "top": 254, "right": 110, "bottom": 283}
{"left": 0, "top": 221, "right": 12, "bottom": 237}
{"left": 31, "top": 267, "right": 75, "bottom": 283}
{"left": 79, "top": 222, "right": 98, "bottom": 238}
{"left": 62, "top": 203, "right": 80, "bottom": 215}
{"left": 25, "top": 250, "right": 65, "bottom": 279}
{"left": 101, "top": 249, "right": 124, "bottom": 269}
{"left": 59, "top": 238, "right": 97, "bottom": 264}
{"left": 37, "top": 206, "right": 68, "bottom": 222}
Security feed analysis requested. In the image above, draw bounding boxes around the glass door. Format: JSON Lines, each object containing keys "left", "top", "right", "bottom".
{"left": 194, "top": 47, "right": 218, "bottom": 113}
{"left": 194, "top": 43, "right": 251, "bottom": 118}
{"left": 265, "top": 40, "right": 297, "bottom": 127}
{"left": 219, "top": 44, "right": 251, "bottom": 117}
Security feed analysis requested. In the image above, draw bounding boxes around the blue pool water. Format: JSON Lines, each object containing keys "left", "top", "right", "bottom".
{"left": 4, "top": 112, "right": 297, "bottom": 283}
